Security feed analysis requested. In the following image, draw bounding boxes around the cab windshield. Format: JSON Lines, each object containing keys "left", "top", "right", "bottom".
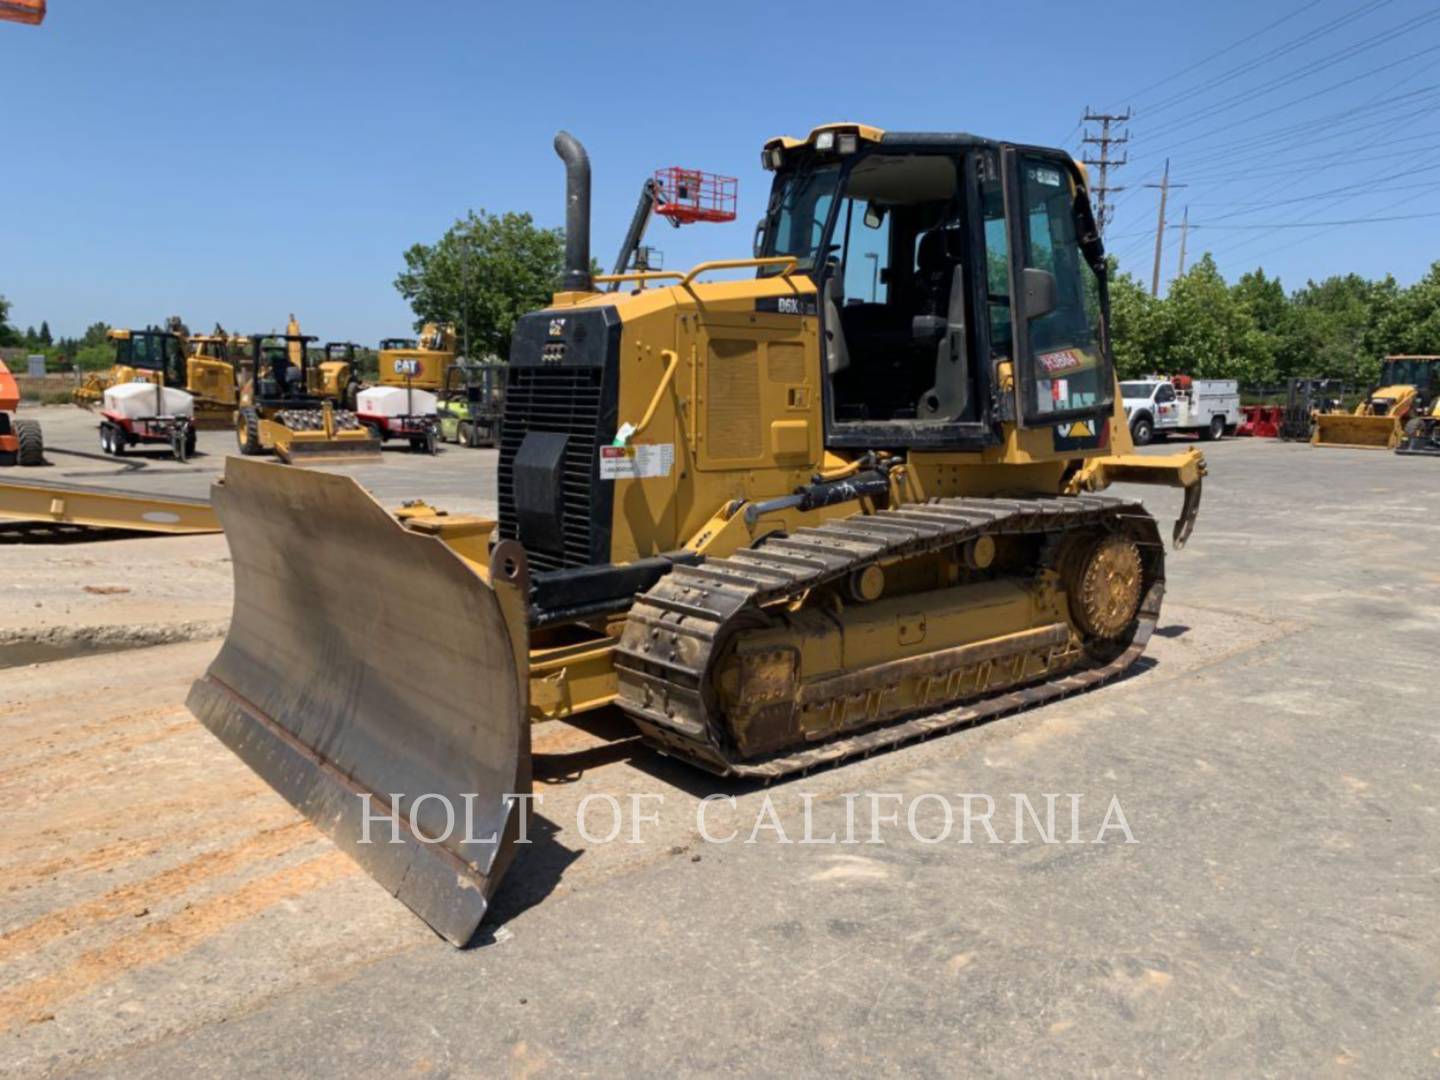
{"left": 1380, "top": 359, "right": 1438, "bottom": 390}
{"left": 1120, "top": 381, "right": 1154, "bottom": 397}
{"left": 759, "top": 161, "right": 842, "bottom": 274}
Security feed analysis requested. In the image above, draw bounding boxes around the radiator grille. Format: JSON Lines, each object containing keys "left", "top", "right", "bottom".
{"left": 706, "top": 339, "right": 762, "bottom": 460}
{"left": 767, "top": 341, "right": 806, "bottom": 384}
{"left": 499, "top": 366, "right": 604, "bottom": 571}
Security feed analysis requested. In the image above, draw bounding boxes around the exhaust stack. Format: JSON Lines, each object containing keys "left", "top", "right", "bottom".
{"left": 553, "top": 131, "right": 592, "bottom": 293}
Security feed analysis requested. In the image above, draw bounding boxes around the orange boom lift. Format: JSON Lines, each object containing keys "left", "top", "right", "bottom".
{"left": 0, "top": 0, "right": 45, "bottom": 26}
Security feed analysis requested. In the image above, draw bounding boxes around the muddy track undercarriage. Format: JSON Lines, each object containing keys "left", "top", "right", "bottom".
{"left": 615, "top": 496, "right": 1165, "bottom": 778}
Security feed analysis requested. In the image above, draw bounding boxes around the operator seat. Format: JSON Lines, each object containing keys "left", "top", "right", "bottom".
{"left": 914, "top": 227, "right": 958, "bottom": 315}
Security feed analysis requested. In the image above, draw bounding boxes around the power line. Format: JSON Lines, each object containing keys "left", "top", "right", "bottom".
{"left": 1136, "top": 0, "right": 1398, "bottom": 119}
{"left": 1131, "top": 31, "right": 1440, "bottom": 159}
{"left": 1112, "top": 0, "right": 1327, "bottom": 107}
{"left": 1193, "top": 208, "right": 1440, "bottom": 230}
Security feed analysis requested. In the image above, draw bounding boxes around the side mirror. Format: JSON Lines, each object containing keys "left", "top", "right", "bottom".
{"left": 912, "top": 315, "right": 947, "bottom": 344}
{"left": 752, "top": 219, "right": 766, "bottom": 258}
{"left": 1021, "top": 267, "right": 1058, "bottom": 320}
{"left": 863, "top": 202, "right": 886, "bottom": 229}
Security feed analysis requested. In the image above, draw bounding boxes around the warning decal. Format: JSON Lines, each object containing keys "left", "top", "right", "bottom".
{"left": 600, "top": 443, "right": 675, "bottom": 480}
{"left": 1037, "top": 348, "right": 1086, "bottom": 373}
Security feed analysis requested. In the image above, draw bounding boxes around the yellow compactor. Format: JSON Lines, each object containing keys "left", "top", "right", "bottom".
{"left": 1312, "top": 356, "right": 1440, "bottom": 450}
{"left": 190, "top": 124, "right": 1206, "bottom": 944}
{"left": 234, "top": 328, "right": 380, "bottom": 464}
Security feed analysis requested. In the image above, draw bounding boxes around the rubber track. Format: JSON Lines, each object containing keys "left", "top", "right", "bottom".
{"left": 614, "top": 495, "right": 1164, "bottom": 779}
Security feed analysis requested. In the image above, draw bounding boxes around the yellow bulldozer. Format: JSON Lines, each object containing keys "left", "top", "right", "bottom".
{"left": 234, "top": 329, "right": 381, "bottom": 463}
{"left": 1312, "top": 356, "right": 1440, "bottom": 450}
{"left": 189, "top": 124, "right": 1206, "bottom": 944}
{"left": 73, "top": 325, "right": 238, "bottom": 429}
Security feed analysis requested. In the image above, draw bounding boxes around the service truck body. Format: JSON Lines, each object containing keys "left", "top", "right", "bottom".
{"left": 1122, "top": 377, "right": 1240, "bottom": 445}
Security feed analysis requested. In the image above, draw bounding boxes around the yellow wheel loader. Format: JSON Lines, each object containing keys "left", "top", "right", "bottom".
{"left": 190, "top": 124, "right": 1206, "bottom": 945}
{"left": 234, "top": 332, "right": 381, "bottom": 464}
{"left": 1312, "top": 356, "right": 1440, "bottom": 450}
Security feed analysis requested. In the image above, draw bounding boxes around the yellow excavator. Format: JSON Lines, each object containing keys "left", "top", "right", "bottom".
{"left": 190, "top": 124, "right": 1206, "bottom": 944}
{"left": 1312, "top": 356, "right": 1440, "bottom": 450}
{"left": 377, "top": 323, "right": 456, "bottom": 389}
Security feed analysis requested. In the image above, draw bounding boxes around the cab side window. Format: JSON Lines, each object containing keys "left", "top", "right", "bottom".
{"left": 1012, "top": 154, "right": 1112, "bottom": 422}
{"left": 980, "top": 167, "right": 1011, "bottom": 360}
{"left": 839, "top": 199, "right": 890, "bottom": 305}
{"left": 1156, "top": 383, "right": 1175, "bottom": 404}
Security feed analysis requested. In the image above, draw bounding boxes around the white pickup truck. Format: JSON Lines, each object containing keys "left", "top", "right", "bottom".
{"left": 1121, "top": 376, "right": 1241, "bottom": 445}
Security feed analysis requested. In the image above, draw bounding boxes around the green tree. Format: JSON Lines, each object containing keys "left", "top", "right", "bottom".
{"left": 0, "top": 295, "right": 17, "bottom": 347}
{"left": 1290, "top": 274, "right": 1388, "bottom": 385}
{"left": 1376, "top": 262, "right": 1440, "bottom": 363}
{"left": 81, "top": 321, "right": 112, "bottom": 348}
{"left": 74, "top": 342, "right": 116, "bottom": 371}
{"left": 394, "top": 210, "right": 568, "bottom": 360}
{"left": 1231, "top": 269, "right": 1293, "bottom": 383}
{"left": 37, "top": 320, "right": 52, "bottom": 346}
{"left": 1156, "top": 254, "right": 1274, "bottom": 385}
{"left": 1105, "top": 262, "right": 1162, "bottom": 378}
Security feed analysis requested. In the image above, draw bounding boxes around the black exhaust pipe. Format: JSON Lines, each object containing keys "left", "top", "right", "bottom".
{"left": 553, "top": 131, "right": 592, "bottom": 293}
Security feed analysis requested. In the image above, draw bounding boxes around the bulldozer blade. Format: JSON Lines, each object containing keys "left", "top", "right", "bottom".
{"left": 276, "top": 435, "right": 384, "bottom": 466}
{"left": 1312, "top": 413, "right": 1400, "bottom": 450}
{"left": 187, "top": 458, "right": 531, "bottom": 945}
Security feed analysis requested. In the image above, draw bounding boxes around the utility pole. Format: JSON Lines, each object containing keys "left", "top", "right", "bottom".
{"left": 460, "top": 229, "right": 471, "bottom": 362}
{"left": 1145, "top": 159, "right": 1188, "bottom": 297}
{"left": 1176, "top": 206, "right": 1190, "bottom": 278}
{"left": 1081, "top": 107, "right": 1131, "bottom": 237}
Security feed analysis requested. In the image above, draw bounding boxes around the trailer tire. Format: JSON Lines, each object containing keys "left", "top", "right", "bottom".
{"left": 1131, "top": 415, "right": 1154, "bottom": 446}
{"left": 15, "top": 420, "right": 44, "bottom": 466}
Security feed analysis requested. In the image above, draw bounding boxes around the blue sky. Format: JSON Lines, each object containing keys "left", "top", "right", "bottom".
{"left": 4, "top": 0, "right": 1438, "bottom": 342}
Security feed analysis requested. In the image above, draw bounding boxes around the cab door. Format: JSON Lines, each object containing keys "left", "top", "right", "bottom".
{"left": 999, "top": 146, "right": 1115, "bottom": 432}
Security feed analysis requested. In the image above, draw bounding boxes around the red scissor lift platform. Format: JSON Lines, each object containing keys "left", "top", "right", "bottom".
{"left": 653, "top": 167, "right": 737, "bottom": 224}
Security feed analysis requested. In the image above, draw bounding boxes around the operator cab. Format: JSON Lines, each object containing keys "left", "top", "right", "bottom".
{"left": 250, "top": 333, "right": 322, "bottom": 405}
{"left": 757, "top": 126, "right": 1113, "bottom": 450}
{"left": 112, "top": 329, "right": 187, "bottom": 388}
{"left": 325, "top": 341, "right": 360, "bottom": 365}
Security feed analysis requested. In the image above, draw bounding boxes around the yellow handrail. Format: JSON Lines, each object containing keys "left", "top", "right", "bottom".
{"left": 592, "top": 270, "right": 686, "bottom": 286}
{"left": 627, "top": 349, "right": 681, "bottom": 441}
{"left": 680, "top": 256, "right": 799, "bottom": 285}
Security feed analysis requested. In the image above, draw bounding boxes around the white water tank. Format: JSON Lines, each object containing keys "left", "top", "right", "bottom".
{"left": 357, "top": 385, "right": 438, "bottom": 418}
{"left": 102, "top": 382, "right": 195, "bottom": 420}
